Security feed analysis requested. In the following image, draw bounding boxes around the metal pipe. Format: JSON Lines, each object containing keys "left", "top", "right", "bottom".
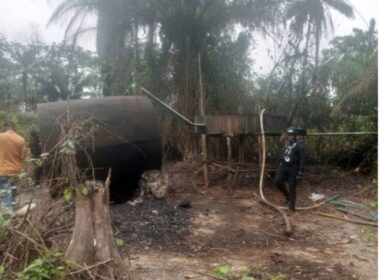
{"left": 307, "top": 132, "right": 377, "bottom": 136}
{"left": 141, "top": 87, "right": 206, "bottom": 128}
{"left": 260, "top": 132, "right": 377, "bottom": 137}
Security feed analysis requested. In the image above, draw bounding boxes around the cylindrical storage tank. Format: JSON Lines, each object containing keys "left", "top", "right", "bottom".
{"left": 37, "top": 96, "right": 162, "bottom": 202}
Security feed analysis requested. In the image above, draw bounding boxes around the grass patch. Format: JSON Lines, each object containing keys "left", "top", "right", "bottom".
{"left": 359, "top": 228, "right": 377, "bottom": 246}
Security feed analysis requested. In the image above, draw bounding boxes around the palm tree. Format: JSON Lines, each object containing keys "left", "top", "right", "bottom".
{"left": 332, "top": 53, "right": 377, "bottom": 115}
{"left": 49, "top": 0, "right": 158, "bottom": 96}
{"left": 286, "top": 0, "right": 354, "bottom": 125}
{"left": 286, "top": 0, "right": 354, "bottom": 70}
{"left": 3, "top": 41, "right": 43, "bottom": 111}
{"left": 48, "top": 0, "right": 129, "bottom": 95}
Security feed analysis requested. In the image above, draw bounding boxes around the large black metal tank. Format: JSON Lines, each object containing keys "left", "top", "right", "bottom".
{"left": 37, "top": 96, "right": 162, "bottom": 202}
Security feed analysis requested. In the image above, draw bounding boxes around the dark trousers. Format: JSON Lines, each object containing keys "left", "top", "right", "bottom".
{"left": 275, "top": 164, "right": 298, "bottom": 210}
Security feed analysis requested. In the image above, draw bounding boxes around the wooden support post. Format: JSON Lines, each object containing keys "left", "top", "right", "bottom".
{"left": 227, "top": 135, "right": 232, "bottom": 181}
{"left": 201, "top": 133, "right": 209, "bottom": 188}
{"left": 238, "top": 136, "right": 245, "bottom": 163}
{"left": 198, "top": 53, "right": 209, "bottom": 188}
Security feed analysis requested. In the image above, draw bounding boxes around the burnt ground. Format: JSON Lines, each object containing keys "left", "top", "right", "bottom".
{"left": 111, "top": 162, "right": 377, "bottom": 280}
{"left": 111, "top": 199, "right": 191, "bottom": 250}
{"left": 15, "top": 161, "right": 377, "bottom": 280}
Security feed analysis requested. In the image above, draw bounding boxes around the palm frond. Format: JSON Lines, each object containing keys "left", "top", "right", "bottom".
{"left": 324, "top": 0, "right": 354, "bottom": 18}
{"left": 63, "top": 6, "right": 91, "bottom": 39}
{"left": 331, "top": 53, "right": 377, "bottom": 115}
{"left": 47, "top": 0, "right": 95, "bottom": 26}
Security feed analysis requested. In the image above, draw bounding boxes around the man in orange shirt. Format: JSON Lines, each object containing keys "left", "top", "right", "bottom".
{"left": 0, "top": 121, "right": 26, "bottom": 212}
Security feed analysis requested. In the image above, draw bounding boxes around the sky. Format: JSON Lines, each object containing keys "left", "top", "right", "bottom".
{"left": 0, "top": 0, "right": 378, "bottom": 74}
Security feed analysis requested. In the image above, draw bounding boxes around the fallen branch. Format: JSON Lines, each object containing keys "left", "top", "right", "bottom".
{"left": 44, "top": 223, "right": 74, "bottom": 237}
{"left": 313, "top": 212, "right": 378, "bottom": 227}
{"left": 210, "top": 162, "right": 236, "bottom": 173}
{"left": 7, "top": 227, "right": 46, "bottom": 251}
{"left": 336, "top": 208, "right": 376, "bottom": 222}
{"left": 69, "top": 259, "right": 113, "bottom": 275}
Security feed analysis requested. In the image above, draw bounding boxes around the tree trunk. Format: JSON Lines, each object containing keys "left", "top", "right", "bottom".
{"left": 289, "top": 21, "right": 311, "bottom": 125}
{"left": 313, "top": 24, "right": 321, "bottom": 93}
{"left": 96, "top": 1, "right": 129, "bottom": 96}
{"left": 198, "top": 53, "right": 209, "bottom": 187}
{"left": 314, "top": 24, "right": 320, "bottom": 71}
{"left": 22, "top": 71, "right": 28, "bottom": 111}
{"left": 65, "top": 176, "right": 127, "bottom": 279}
{"left": 175, "top": 40, "right": 198, "bottom": 160}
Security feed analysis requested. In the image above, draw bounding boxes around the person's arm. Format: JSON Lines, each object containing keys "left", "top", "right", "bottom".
{"left": 276, "top": 144, "right": 283, "bottom": 166}
{"left": 276, "top": 131, "right": 286, "bottom": 166}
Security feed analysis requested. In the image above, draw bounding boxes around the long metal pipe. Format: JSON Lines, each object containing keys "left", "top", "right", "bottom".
{"left": 307, "top": 132, "right": 377, "bottom": 136}
{"left": 141, "top": 87, "right": 206, "bottom": 128}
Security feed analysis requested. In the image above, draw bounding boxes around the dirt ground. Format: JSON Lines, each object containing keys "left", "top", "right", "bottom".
{"left": 15, "top": 161, "right": 377, "bottom": 280}
{"left": 116, "top": 162, "right": 378, "bottom": 280}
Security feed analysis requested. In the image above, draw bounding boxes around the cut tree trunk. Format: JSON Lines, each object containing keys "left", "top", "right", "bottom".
{"left": 65, "top": 174, "right": 127, "bottom": 279}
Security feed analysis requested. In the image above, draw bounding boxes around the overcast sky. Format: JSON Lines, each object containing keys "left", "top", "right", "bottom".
{"left": 0, "top": 0, "right": 378, "bottom": 73}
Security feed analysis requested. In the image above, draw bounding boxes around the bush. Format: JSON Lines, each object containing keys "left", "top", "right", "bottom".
{"left": 0, "top": 110, "right": 38, "bottom": 142}
{"left": 15, "top": 251, "right": 66, "bottom": 280}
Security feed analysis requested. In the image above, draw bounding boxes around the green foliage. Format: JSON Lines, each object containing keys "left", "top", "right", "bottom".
{"left": 80, "top": 186, "right": 89, "bottom": 196}
{"left": 359, "top": 229, "right": 377, "bottom": 246}
{"left": 0, "top": 210, "right": 13, "bottom": 226}
{"left": 212, "top": 265, "right": 229, "bottom": 277}
{"left": 0, "top": 37, "right": 101, "bottom": 110}
{"left": 28, "top": 153, "right": 49, "bottom": 168}
{"left": 0, "top": 265, "right": 5, "bottom": 277}
{"left": 0, "top": 111, "right": 37, "bottom": 142}
{"left": 368, "top": 200, "right": 377, "bottom": 209}
{"left": 63, "top": 188, "right": 72, "bottom": 203}
{"left": 15, "top": 252, "right": 66, "bottom": 280}
{"left": 324, "top": 21, "right": 377, "bottom": 126}
{"left": 60, "top": 139, "right": 76, "bottom": 155}
{"left": 115, "top": 238, "right": 124, "bottom": 247}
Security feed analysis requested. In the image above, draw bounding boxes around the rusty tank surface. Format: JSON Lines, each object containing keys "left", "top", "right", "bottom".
{"left": 37, "top": 96, "right": 162, "bottom": 202}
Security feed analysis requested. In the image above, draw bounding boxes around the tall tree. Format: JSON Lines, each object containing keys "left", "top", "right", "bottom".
{"left": 1, "top": 41, "right": 43, "bottom": 110}
{"left": 34, "top": 43, "right": 101, "bottom": 102}
{"left": 323, "top": 19, "right": 377, "bottom": 126}
{"left": 49, "top": 0, "right": 149, "bottom": 96}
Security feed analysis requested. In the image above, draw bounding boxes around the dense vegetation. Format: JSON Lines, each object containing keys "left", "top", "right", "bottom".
{"left": 0, "top": 0, "right": 377, "bottom": 170}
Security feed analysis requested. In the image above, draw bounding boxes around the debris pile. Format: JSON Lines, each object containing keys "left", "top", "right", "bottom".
{"left": 138, "top": 170, "right": 172, "bottom": 199}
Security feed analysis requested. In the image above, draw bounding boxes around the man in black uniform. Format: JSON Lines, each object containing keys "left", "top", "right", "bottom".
{"left": 275, "top": 127, "right": 305, "bottom": 211}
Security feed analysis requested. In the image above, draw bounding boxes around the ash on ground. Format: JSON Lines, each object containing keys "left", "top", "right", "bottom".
{"left": 111, "top": 199, "right": 191, "bottom": 249}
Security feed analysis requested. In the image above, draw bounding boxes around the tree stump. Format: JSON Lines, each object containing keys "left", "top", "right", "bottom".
{"left": 65, "top": 173, "right": 127, "bottom": 279}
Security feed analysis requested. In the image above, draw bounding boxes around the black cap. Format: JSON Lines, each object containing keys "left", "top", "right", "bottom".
{"left": 286, "top": 127, "right": 297, "bottom": 136}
